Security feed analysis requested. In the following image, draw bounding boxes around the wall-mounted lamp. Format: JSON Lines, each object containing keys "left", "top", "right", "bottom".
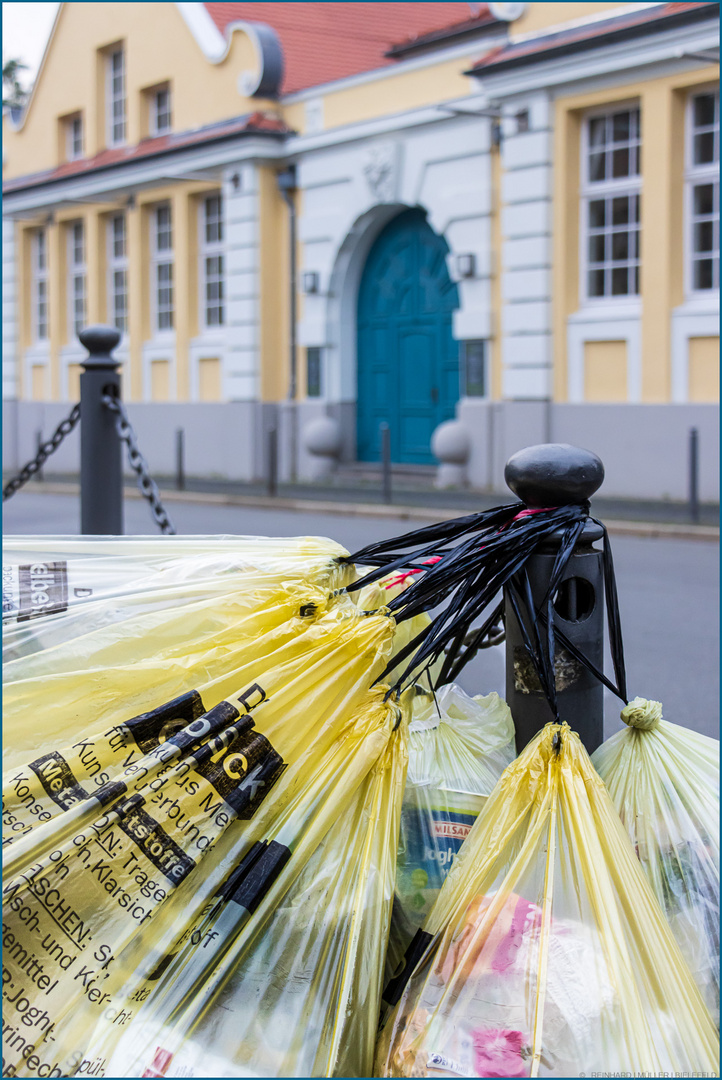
{"left": 456, "top": 253, "right": 476, "bottom": 279}
{"left": 302, "top": 270, "right": 320, "bottom": 294}
{"left": 230, "top": 172, "right": 242, "bottom": 191}
{"left": 126, "top": 194, "right": 136, "bottom": 210}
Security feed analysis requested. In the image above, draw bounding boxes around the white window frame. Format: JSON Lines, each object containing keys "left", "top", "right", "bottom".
{"left": 198, "top": 194, "right": 224, "bottom": 330}
{"left": 151, "top": 87, "right": 172, "bottom": 136}
{"left": 685, "top": 88, "right": 719, "bottom": 297}
{"left": 32, "top": 229, "right": 49, "bottom": 342}
{"left": 579, "top": 102, "right": 642, "bottom": 307}
{"left": 107, "top": 213, "right": 128, "bottom": 334}
{"left": 152, "top": 203, "right": 174, "bottom": 334}
{"left": 66, "top": 115, "right": 84, "bottom": 161}
{"left": 106, "top": 47, "right": 126, "bottom": 147}
{"left": 67, "top": 221, "right": 86, "bottom": 342}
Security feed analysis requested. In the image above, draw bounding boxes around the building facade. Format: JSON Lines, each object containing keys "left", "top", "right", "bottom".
{"left": 2, "top": 1, "right": 719, "bottom": 499}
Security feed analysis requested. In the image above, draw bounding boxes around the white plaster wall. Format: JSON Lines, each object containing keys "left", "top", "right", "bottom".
{"left": 222, "top": 163, "right": 261, "bottom": 401}
{"left": 297, "top": 114, "right": 495, "bottom": 408}
{"left": 498, "top": 91, "right": 554, "bottom": 402}
{"left": 3, "top": 218, "right": 18, "bottom": 401}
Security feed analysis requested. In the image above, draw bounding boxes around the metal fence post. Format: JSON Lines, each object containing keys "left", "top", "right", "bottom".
{"left": 34, "top": 430, "right": 43, "bottom": 482}
{"left": 689, "top": 426, "right": 699, "bottom": 523}
{"left": 380, "top": 422, "right": 392, "bottom": 504}
{"left": 503, "top": 443, "right": 606, "bottom": 756}
{"left": 267, "top": 425, "right": 278, "bottom": 497}
{"left": 79, "top": 325, "right": 123, "bottom": 535}
{"left": 176, "top": 428, "right": 185, "bottom": 491}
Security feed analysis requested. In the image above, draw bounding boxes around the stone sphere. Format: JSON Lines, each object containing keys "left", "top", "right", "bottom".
{"left": 303, "top": 417, "right": 342, "bottom": 459}
{"left": 504, "top": 443, "right": 604, "bottom": 506}
{"left": 431, "top": 420, "right": 471, "bottom": 465}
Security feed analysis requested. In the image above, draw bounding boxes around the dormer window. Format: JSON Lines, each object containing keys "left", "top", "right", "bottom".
{"left": 153, "top": 87, "right": 172, "bottom": 135}
{"left": 67, "top": 114, "right": 84, "bottom": 160}
{"left": 107, "top": 47, "right": 126, "bottom": 146}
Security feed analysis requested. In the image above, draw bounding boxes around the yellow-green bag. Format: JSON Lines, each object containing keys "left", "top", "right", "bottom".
{"left": 386, "top": 684, "right": 514, "bottom": 981}
{"left": 376, "top": 722, "right": 718, "bottom": 1078}
{"left": 592, "top": 697, "right": 720, "bottom": 1024}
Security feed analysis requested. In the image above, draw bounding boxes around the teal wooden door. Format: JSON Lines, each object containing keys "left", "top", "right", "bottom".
{"left": 357, "top": 208, "right": 460, "bottom": 464}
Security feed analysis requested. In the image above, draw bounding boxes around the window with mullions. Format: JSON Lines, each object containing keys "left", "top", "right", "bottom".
{"left": 108, "top": 214, "right": 128, "bottom": 333}
{"left": 153, "top": 204, "right": 174, "bottom": 331}
{"left": 583, "top": 106, "right": 641, "bottom": 300}
{"left": 67, "top": 115, "right": 83, "bottom": 160}
{"left": 306, "top": 347, "right": 322, "bottom": 397}
{"left": 68, "top": 222, "right": 86, "bottom": 339}
{"left": 107, "top": 47, "right": 126, "bottom": 146}
{"left": 153, "top": 88, "right": 172, "bottom": 135}
{"left": 199, "top": 195, "right": 224, "bottom": 328}
{"left": 687, "top": 91, "right": 719, "bottom": 293}
{"left": 33, "top": 230, "right": 48, "bottom": 341}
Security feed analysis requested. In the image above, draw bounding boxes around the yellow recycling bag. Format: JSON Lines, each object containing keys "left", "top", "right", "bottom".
{"left": 2, "top": 535, "right": 350, "bottom": 657}
{"left": 376, "top": 722, "right": 718, "bottom": 1078}
{"left": 592, "top": 697, "right": 720, "bottom": 1024}
{"left": 387, "top": 684, "right": 514, "bottom": 980}
{"left": 86, "top": 709, "right": 408, "bottom": 1078}
{"left": 2, "top": 596, "right": 402, "bottom": 1077}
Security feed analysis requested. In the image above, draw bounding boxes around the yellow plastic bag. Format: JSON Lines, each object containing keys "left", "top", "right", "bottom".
{"left": 387, "top": 684, "right": 515, "bottom": 979}
{"left": 2, "top": 534, "right": 351, "bottom": 663}
{"left": 592, "top": 697, "right": 720, "bottom": 1023}
{"left": 85, "top": 708, "right": 408, "bottom": 1078}
{"left": 376, "top": 722, "right": 719, "bottom": 1078}
{"left": 2, "top": 598, "right": 402, "bottom": 1077}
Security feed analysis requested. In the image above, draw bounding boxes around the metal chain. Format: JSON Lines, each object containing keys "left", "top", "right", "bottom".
{"left": 2, "top": 403, "right": 82, "bottom": 501}
{"left": 102, "top": 394, "right": 176, "bottom": 534}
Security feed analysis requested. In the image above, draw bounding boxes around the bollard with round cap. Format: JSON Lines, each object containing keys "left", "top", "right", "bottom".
{"left": 503, "top": 443, "right": 606, "bottom": 755}
{"left": 79, "top": 325, "right": 123, "bottom": 535}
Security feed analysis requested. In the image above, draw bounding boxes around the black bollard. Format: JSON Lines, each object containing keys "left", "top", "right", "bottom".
{"left": 503, "top": 443, "right": 606, "bottom": 756}
{"left": 79, "top": 325, "right": 123, "bottom": 535}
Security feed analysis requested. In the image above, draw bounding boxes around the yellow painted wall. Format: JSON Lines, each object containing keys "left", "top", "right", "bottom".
{"left": 552, "top": 66, "right": 719, "bottom": 404}
{"left": 287, "top": 53, "right": 476, "bottom": 134}
{"left": 151, "top": 359, "right": 170, "bottom": 401}
{"left": 31, "top": 365, "right": 47, "bottom": 401}
{"left": 511, "top": 3, "right": 629, "bottom": 39}
{"left": 198, "top": 357, "right": 222, "bottom": 401}
{"left": 2, "top": 2, "right": 278, "bottom": 179}
{"left": 583, "top": 340, "right": 627, "bottom": 401}
{"left": 67, "top": 363, "right": 82, "bottom": 401}
{"left": 688, "top": 337, "right": 720, "bottom": 402}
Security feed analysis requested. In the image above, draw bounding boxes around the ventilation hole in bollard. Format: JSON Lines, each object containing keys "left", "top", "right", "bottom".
{"left": 552, "top": 577, "right": 595, "bottom": 623}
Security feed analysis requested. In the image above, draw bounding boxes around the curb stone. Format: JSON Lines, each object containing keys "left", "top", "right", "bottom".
{"left": 16, "top": 482, "right": 720, "bottom": 543}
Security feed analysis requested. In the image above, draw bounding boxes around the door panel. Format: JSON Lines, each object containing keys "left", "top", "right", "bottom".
{"left": 357, "top": 208, "right": 459, "bottom": 464}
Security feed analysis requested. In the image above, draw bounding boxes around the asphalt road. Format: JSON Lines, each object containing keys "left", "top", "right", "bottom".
{"left": 3, "top": 490, "right": 719, "bottom": 740}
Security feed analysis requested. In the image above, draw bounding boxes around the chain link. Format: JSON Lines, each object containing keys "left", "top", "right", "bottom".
{"left": 102, "top": 394, "right": 176, "bottom": 535}
{"left": 3, "top": 404, "right": 82, "bottom": 501}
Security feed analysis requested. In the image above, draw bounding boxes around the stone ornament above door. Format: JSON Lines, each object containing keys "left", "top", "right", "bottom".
{"left": 362, "top": 141, "right": 401, "bottom": 203}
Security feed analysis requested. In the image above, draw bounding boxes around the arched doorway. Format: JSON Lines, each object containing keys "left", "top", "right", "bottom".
{"left": 356, "top": 208, "right": 460, "bottom": 464}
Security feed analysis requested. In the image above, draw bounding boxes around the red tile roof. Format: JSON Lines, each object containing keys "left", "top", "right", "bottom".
{"left": 3, "top": 112, "right": 287, "bottom": 194}
{"left": 204, "top": 2, "right": 491, "bottom": 93}
{"left": 469, "top": 1, "right": 717, "bottom": 73}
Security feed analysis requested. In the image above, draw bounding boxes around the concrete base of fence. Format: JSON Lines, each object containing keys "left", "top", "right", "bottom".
{"left": 3, "top": 398, "right": 719, "bottom": 503}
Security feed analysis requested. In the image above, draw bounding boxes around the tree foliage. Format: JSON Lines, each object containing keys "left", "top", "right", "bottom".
{"left": 3, "top": 58, "right": 29, "bottom": 109}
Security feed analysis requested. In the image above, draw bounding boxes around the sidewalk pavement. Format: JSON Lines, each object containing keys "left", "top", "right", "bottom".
{"left": 15, "top": 471, "right": 720, "bottom": 541}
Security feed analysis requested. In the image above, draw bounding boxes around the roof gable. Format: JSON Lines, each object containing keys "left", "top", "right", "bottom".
{"left": 203, "top": 2, "right": 490, "bottom": 92}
